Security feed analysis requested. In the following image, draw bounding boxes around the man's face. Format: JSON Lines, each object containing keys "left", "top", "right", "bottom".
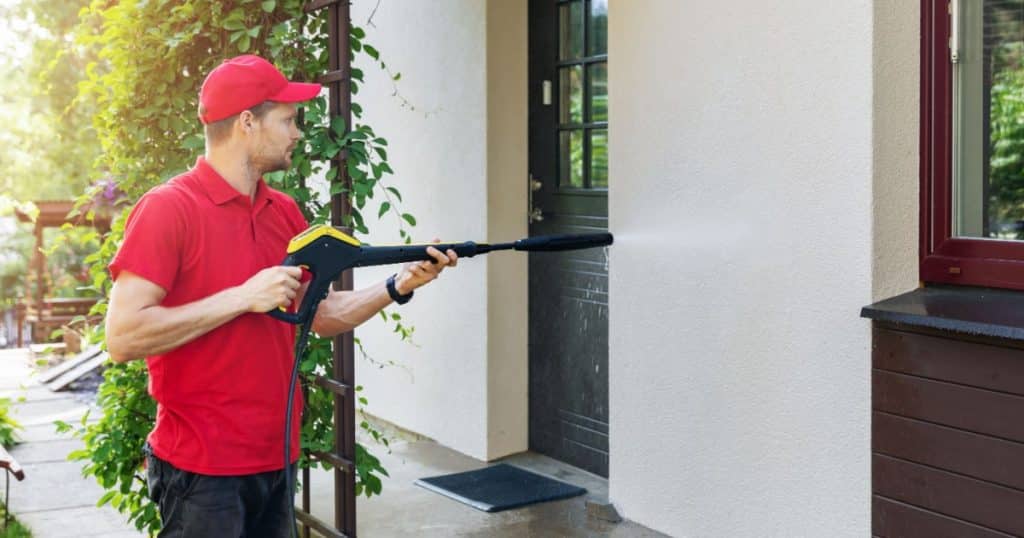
{"left": 249, "top": 102, "right": 301, "bottom": 174}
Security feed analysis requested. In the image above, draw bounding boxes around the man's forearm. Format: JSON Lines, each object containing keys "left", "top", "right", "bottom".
{"left": 312, "top": 279, "right": 398, "bottom": 337}
{"left": 106, "top": 287, "right": 250, "bottom": 363}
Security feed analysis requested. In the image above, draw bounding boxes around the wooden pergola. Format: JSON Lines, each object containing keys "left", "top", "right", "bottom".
{"left": 13, "top": 200, "right": 111, "bottom": 347}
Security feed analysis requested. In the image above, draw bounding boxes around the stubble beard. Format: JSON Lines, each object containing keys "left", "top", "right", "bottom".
{"left": 251, "top": 148, "right": 292, "bottom": 176}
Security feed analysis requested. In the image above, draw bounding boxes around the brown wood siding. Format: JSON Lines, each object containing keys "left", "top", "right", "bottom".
{"left": 873, "top": 496, "right": 1016, "bottom": 538}
{"left": 872, "top": 325, "right": 1024, "bottom": 537}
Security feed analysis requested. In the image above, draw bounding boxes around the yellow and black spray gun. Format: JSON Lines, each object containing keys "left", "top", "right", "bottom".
{"left": 267, "top": 224, "right": 614, "bottom": 324}
{"left": 268, "top": 224, "right": 614, "bottom": 537}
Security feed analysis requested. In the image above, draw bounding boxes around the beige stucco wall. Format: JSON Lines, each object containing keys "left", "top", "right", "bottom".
{"left": 346, "top": 0, "right": 527, "bottom": 461}
{"left": 484, "top": 0, "right": 529, "bottom": 460}
{"left": 873, "top": 0, "right": 921, "bottom": 301}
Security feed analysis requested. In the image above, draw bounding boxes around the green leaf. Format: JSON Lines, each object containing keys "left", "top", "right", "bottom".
{"left": 364, "top": 44, "right": 379, "bottom": 60}
{"left": 387, "top": 187, "right": 403, "bottom": 202}
{"left": 181, "top": 134, "right": 205, "bottom": 150}
{"left": 98, "top": 490, "right": 117, "bottom": 507}
{"left": 261, "top": 0, "right": 277, "bottom": 12}
{"left": 331, "top": 116, "right": 347, "bottom": 136}
{"left": 238, "top": 35, "right": 252, "bottom": 52}
{"left": 378, "top": 201, "right": 390, "bottom": 218}
{"left": 223, "top": 19, "right": 246, "bottom": 31}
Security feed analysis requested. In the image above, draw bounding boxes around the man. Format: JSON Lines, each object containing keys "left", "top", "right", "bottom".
{"left": 105, "top": 55, "right": 457, "bottom": 537}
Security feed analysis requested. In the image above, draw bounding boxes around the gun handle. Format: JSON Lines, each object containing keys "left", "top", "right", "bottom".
{"left": 266, "top": 255, "right": 332, "bottom": 326}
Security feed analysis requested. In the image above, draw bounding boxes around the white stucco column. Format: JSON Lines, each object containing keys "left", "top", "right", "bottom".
{"left": 608, "top": 1, "right": 875, "bottom": 535}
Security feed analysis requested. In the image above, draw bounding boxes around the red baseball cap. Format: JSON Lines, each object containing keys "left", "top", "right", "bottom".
{"left": 198, "top": 55, "right": 321, "bottom": 124}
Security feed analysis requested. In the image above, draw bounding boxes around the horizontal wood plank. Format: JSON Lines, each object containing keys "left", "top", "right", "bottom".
{"left": 874, "top": 454, "right": 1024, "bottom": 536}
{"left": 873, "top": 496, "right": 1015, "bottom": 538}
{"left": 873, "top": 328, "right": 1024, "bottom": 395}
{"left": 873, "top": 412, "right": 1024, "bottom": 491}
{"left": 873, "top": 370, "right": 1024, "bottom": 442}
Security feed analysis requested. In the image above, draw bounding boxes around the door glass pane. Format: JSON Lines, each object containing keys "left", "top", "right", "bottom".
{"left": 560, "top": 65, "right": 583, "bottom": 124}
{"left": 560, "top": 130, "right": 584, "bottom": 188}
{"left": 560, "top": 1, "right": 583, "bottom": 60}
{"left": 953, "top": 1, "right": 1024, "bottom": 239}
{"left": 589, "top": 0, "right": 608, "bottom": 55}
{"left": 589, "top": 62, "right": 607, "bottom": 122}
{"left": 591, "top": 129, "right": 608, "bottom": 188}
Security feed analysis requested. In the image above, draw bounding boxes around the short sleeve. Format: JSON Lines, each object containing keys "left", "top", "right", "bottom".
{"left": 108, "top": 188, "right": 185, "bottom": 292}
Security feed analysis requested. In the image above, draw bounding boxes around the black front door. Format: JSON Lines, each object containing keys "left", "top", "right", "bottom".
{"left": 528, "top": 0, "right": 610, "bottom": 477}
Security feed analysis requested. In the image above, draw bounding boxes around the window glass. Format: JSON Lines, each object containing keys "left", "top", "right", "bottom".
{"left": 954, "top": 0, "right": 1024, "bottom": 239}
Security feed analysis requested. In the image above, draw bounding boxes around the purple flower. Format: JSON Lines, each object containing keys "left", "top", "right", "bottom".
{"left": 103, "top": 180, "right": 117, "bottom": 201}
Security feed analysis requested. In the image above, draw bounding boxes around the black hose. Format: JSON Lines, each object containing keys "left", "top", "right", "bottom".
{"left": 285, "top": 318, "right": 314, "bottom": 538}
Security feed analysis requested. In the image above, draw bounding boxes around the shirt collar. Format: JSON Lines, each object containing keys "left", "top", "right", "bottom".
{"left": 193, "top": 156, "right": 273, "bottom": 210}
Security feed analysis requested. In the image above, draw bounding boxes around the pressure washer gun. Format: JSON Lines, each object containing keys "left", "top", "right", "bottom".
{"left": 267, "top": 224, "right": 614, "bottom": 324}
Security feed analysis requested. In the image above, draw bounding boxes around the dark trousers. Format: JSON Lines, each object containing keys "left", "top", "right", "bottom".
{"left": 145, "top": 447, "right": 296, "bottom": 538}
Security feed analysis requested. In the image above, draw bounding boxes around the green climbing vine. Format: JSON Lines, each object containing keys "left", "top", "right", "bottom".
{"left": 48, "top": 0, "right": 418, "bottom": 534}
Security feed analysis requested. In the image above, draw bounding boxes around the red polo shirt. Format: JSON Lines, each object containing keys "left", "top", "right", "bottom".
{"left": 109, "top": 157, "right": 308, "bottom": 475}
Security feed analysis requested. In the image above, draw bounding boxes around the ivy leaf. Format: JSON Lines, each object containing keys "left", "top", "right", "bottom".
{"left": 223, "top": 19, "right": 246, "bottom": 31}
{"left": 364, "top": 44, "right": 379, "bottom": 60}
{"left": 401, "top": 213, "right": 416, "bottom": 226}
{"left": 98, "top": 490, "right": 117, "bottom": 507}
{"left": 180, "top": 134, "right": 204, "bottom": 150}
{"left": 331, "top": 116, "right": 347, "bottom": 136}
{"left": 386, "top": 186, "right": 403, "bottom": 202}
{"left": 378, "top": 201, "right": 390, "bottom": 218}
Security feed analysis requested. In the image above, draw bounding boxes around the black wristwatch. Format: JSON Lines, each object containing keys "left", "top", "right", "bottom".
{"left": 386, "top": 273, "right": 414, "bottom": 305}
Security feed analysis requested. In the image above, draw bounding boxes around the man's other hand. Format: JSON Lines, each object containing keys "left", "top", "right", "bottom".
{"left": 396, "top": 239, "right": 459, "bottom": 295}
{"left": 242, "top": 266, "right": 303, "bottom": 312}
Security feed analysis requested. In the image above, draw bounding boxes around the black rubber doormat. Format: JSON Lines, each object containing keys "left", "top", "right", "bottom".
{"left": 414, "top": 463, "right": 587, "bottom": 513}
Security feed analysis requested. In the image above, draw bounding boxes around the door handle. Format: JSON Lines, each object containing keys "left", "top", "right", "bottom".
{"left": 529, "top": 174, "right": 544, "bottom": 224}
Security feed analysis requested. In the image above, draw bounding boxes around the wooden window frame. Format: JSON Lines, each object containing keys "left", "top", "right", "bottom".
{"left": 921, "top": 0, "right": 1024, "bottom": 290}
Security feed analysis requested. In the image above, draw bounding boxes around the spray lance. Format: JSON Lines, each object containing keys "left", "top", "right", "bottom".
{"left": 266, "top": 224, "right": 613, "bottom": 533}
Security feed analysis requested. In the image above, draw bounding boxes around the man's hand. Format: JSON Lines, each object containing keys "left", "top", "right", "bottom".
{"left": 240, "top": 266, "right": 304, "bottom": 312}
{"left": 395, "top": 239, "right": 459, "bottom": 295}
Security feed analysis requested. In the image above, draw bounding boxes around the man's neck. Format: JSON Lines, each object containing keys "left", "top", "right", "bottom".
{"left": 204, "top": 147, "right": 262, "bottom": 201}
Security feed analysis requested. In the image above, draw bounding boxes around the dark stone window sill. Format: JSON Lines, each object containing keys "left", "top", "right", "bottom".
{"left": 861, "top": 285, "right": 1024, "bottom": 342}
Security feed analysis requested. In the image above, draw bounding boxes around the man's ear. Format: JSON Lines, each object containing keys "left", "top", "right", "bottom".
{"left": 238, "top": 110, "right": 256, "bottom": 134}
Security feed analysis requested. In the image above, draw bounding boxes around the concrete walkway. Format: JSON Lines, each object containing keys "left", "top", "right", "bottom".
{"left": 0, "top": 348, "right": 145, "bottom": 537}
{"left": 1, "top": 347, "right": 665, "bottom": 537}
